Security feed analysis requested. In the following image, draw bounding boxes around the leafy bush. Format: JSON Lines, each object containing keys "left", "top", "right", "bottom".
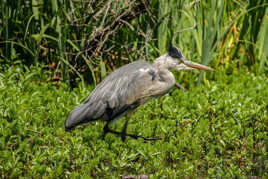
{"left": 0, "top": 65, "right": 267, "bottom": 178}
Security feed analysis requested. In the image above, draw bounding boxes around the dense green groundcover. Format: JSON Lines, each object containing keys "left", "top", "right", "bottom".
{"left": 0, "top": 66, "right": 267, "bottom": 178}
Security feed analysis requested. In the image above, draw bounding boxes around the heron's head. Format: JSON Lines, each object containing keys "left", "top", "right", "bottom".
{"left": 155, "top": 42, "right": 214, "bottom": 71}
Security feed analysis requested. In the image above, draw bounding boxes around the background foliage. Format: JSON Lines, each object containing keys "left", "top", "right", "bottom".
{"left": 0, "top": 0, "right": 267, "bottom": 178}
{"left": 1, "top": 0, "right": 268, "bottom": 84}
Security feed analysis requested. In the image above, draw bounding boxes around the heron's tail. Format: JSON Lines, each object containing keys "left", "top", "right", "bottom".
{"left": 64, "top": 103, "right": 95, "bottom": 131}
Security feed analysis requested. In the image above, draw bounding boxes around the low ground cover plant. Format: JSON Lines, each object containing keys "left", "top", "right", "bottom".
{"left": 0, "top": 65, "right": 267, "bottom": 178}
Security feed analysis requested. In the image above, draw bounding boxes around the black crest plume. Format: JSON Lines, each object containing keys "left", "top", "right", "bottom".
{"left": 168, "top": 41, "right": 182, "bottom": 59}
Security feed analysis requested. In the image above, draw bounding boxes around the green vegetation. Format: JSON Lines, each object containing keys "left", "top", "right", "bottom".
{"left": 0, "top": 65, "right": 267, "bottom": 178}
{"left": 1, "top": 0, "right": 268, "bottom": 84}
{"left": 0, "top": 0, "right": 268, "bottom": 178}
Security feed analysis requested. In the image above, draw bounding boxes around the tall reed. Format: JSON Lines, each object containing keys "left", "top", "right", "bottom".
{"left": 0, "top": 0, "right": 267, "bottom": 86}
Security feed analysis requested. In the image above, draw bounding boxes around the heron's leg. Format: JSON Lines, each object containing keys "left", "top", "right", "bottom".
{"left": 103, "top": 121, "right": 126, "bottom": 139}
{"left": 103, "top": 119, "right": 130, "bottom": 141}
{"left": 121, "top": 112, "right": 132, "bottom": 142}
{"left": 103, "top": 118, "right": 161, "bottom": 141}
{"left": 121, "top": 111, "right": 161, "bottom": 141}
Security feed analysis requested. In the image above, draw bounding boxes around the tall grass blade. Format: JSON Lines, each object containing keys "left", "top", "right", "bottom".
{"left": 157, "top": 0, "right": 169, "bottom": 54}
{"left": 32, "top": 0, "right": 40, "bottom": 20}
{"left": 258, "top": 7, "right": 268, "bottom": 72}
{"left": 2, "top": 0, "right": 9, "bottom": 58}
{"left": 24, "top": 15, "right": 35, "bottom": 41}
{"left": 54, "top": 0, "right": 70, "bottom": 83}
{"left": 197, "top": 0, "right": 224, "bottom": 85}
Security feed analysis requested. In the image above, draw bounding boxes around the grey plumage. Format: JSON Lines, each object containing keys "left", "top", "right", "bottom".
{"left": 65, "top": 60, "right": 173, "bottom": 130}
{"left": 65, "top": 43, "right": 213, "bottom": 140}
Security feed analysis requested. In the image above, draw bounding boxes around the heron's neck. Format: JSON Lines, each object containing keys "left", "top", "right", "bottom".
{"left": 153, "top": 54, "right": 174, "bottom": 71}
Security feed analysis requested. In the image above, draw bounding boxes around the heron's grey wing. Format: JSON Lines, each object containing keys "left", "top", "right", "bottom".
{"left": 65, "top": 60, "right": 156, "bottom": 130}
{"left": 124, "top": 68, "right": 176, "bottom": 105}
{"left": 101, "top": 66, "right": 176, "bottom": 121}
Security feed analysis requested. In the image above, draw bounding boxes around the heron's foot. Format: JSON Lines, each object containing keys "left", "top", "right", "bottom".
{"left": 135, "top": 135, "right": 162, "bottom": 141}
{"left": 103, "top": 123, "right": 161, "bottom": 141}
{"left": 103, "top": 127, "right": 161, "bottom": 141}
{"left": 119, "top": 131, "right": 161, "bottom": 141}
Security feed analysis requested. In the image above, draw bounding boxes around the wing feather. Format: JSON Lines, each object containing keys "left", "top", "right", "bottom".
{"left": 65, "top": 60, "right": 155, "bottom": 130}
{"left": 65, "top": 60, "right": 176, "bottom": 130}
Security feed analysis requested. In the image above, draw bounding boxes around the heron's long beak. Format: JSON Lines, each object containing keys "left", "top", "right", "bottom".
{"left": 183, "top": 60, "right": 214, "bottom": 71}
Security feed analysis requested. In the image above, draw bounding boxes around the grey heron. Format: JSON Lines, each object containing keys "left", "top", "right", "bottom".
{"left": 65, "top": 43, "right": 214, "bottom": 141}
